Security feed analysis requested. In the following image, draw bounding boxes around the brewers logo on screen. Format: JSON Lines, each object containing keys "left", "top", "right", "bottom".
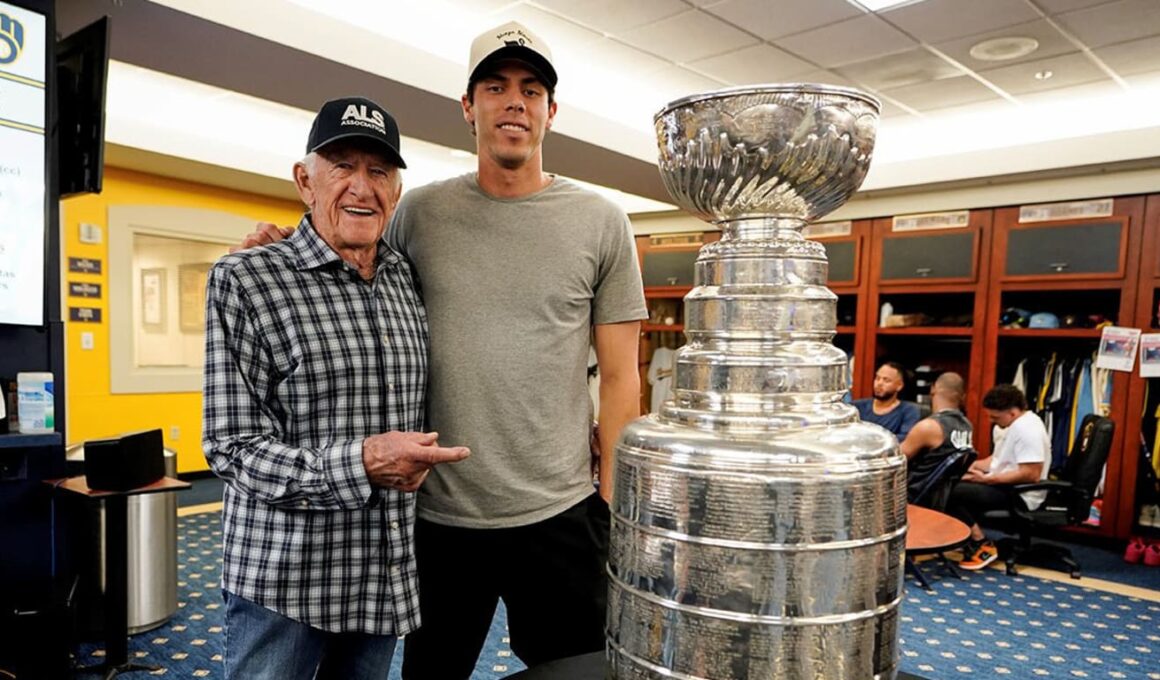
{"left": 0, "top": 12, "right": 25, "bottom": 65}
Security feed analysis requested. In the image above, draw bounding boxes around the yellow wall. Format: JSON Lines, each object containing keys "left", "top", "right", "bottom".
{"left": 60, "top": 167, "right": 302, "bottom": 473}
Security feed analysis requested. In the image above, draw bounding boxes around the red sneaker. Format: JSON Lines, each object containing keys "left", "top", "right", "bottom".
{"left": 1124, "top": 538, "right": 1146, "bottom": 564}
{"left": 1145, "top": 543, "right": 1160, "bottom": 567}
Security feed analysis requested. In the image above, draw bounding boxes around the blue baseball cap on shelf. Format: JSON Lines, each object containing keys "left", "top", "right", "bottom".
{"left": 1029, "top": 312, "right": 1060, "bottom": 329}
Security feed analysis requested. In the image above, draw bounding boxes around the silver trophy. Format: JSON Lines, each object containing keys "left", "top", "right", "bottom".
{"left": 607, "top": 85, "right": 905, "bottom": 679}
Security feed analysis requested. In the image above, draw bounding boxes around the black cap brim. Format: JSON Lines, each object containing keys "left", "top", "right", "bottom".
{"left": 310, "top": 132, "right": 407, "bottom": 169}
{"left": 470, "top": 46, "right": 557, "bottom": 90}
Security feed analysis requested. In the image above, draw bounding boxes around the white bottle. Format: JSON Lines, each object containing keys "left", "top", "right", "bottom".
{"left": 16, "top": 372, "right": 54, "bottom": 434}
{"left": 879, "top": 302, "right": 893, "bottom": 328}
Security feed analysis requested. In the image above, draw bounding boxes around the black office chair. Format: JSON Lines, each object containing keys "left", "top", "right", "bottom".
{"left": 905, "top": 446, "right": 977, "bottom": 591}
{"left": 985, "top": 414, "right": 1114, "bottom": 579}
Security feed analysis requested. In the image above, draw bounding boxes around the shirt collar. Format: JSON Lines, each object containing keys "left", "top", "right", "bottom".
{"left": 289, "top": 214, "right": 401, "bottom": 272}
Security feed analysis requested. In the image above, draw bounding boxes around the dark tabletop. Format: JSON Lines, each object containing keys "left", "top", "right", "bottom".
{"left": 505, "top": 651, "right": 929, "bottom": 679}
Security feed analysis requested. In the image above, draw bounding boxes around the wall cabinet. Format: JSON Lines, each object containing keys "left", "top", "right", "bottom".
{"left": 980, "top": 197, "right": 1146, "bottom": 541}
{"left": 863, "top": 212, "right": 992, "bottom": 418}
{"left": 878, "top": 230, "right": 978, "bottom": 283}
{"left": 1001, "top": 219, "right": 1127, "bottom": 281}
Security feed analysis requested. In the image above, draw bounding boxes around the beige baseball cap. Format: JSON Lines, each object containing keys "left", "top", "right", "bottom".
{"left": 468, "top": 21, "right": 557, "bottom": 89}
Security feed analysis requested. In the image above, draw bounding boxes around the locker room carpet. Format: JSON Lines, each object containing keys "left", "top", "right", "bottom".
{"left": 73, "top": 509, "right": 1160, "bottom": 679}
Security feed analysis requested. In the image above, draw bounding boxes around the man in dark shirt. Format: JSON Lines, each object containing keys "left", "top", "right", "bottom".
{"left": 854, "top": 361, "right": 921, "bottom": 440}
{"left": 900, "top": 372, "right": 974, "bottom": 502}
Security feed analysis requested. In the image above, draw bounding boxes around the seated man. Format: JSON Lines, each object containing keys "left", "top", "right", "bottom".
{"left": 946, "top": 384, "right": 1051, "bottom": 570}
{"left": 854, "top": 361, "right": 921, "bottom": 440}
{"left": 900, "top": 372, "right": 974, "bottom": 503}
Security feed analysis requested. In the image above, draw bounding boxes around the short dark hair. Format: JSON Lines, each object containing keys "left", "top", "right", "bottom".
{"left": 982, "top": 383, "right": 1028, "bottom": 411}
{"left": 877, "top": 360, "right": 909, "bottom": 385}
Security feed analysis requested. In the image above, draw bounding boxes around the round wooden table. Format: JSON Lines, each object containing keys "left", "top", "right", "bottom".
{"left": 906, "top": 503, "right": 972, "bottom": 591}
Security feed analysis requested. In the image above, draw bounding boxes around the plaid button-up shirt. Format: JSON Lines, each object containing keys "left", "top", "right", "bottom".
{"left": 202, "top": 216, "right": 428, "bottom": 635}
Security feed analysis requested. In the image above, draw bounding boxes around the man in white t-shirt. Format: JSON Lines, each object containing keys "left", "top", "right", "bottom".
{"left": 946, "top": 384, "right": 1051, "bottom": 570}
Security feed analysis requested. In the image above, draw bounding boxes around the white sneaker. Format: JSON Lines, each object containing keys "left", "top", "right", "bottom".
{"left": 1140, "top": 504, "right": 1160, "bottom": 528}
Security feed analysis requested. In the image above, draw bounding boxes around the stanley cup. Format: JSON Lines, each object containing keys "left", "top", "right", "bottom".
{"left": 606, "top": 85, "right": 906, "bottom": 679}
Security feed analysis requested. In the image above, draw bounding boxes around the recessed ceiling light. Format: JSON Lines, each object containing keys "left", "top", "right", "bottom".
{"left": 1035, "top": 70, "right": 1054, "bottom": 80}
{"left": 848, "top": 0, "right": 929, "bottom": 10}
{"left": 449, "top": 149, "right": 474, "bottom": 158}
{"left": 969, "top": 36, "right": 1040, "bottom": 62}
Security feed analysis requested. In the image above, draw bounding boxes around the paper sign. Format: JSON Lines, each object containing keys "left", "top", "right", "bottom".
{"left": 1096, "top": 326, "right": 1140, "bottom": 372}
{"left": 1140, "top": 334, "right": 1160, "bottom": 377}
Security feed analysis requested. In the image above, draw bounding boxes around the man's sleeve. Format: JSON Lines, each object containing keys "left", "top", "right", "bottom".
{"left": 593, "top": 210, "right": 647, "bottom": 324}
{"left": 201, "top": 263, "right": 373, "bottom": 510}
{"left": 896, "top": 403, "right": 922, "bottom": 441}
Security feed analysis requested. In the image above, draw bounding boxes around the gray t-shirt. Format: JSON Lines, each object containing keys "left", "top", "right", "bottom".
{"left": 389, "top": 173, "right": 647, "bottom": 528}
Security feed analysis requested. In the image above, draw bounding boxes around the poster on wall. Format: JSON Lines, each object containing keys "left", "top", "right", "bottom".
{"left": 1095, "top": 326, "right": 1140, "bottom": 373}
{"left": 1140, "top": 334, "right": 1160, "bottom": 378}
{"left": 0, "top": 1, "right": 47, "bottom": 326}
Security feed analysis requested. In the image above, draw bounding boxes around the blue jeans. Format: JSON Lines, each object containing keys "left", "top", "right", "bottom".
{"left": 223, "top": 591, "right": 397, "bottom": 680}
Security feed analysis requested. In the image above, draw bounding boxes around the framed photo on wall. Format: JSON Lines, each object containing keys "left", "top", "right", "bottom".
{"left": 178, "top": 262, "right": 212, "bottom": 333}
{"left": 140, "top": 268, "right": 166, "bottom": 332}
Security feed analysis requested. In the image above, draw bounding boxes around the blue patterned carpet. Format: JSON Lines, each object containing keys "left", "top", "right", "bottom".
{"left": 74, "top": 511, "right": 1160, "bottom": 679}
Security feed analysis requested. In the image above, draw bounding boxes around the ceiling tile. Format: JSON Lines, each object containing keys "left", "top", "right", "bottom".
{"left": 880, "top": 75, "right": 1002, "bottom": 111}
{"left": 584, "top": 38, "right": 673, "bottom": 77}
{"left": 702, "top": 0, "right": 862, "bottom": 41}
{"left": 500, "top": 5, "right": 604, "bottom": 49}
{"left": 648, "top": 65, "right": 731, "bottom": 104}
{"left": 774, "top": 14, "right": 917, "bottom": 68}
{"left": 618, "top": 9, "right": 760, "bottom": 63}
{"left": 1094, "top": 35, "right": 1160, "bottom": 76}
{"left": 1055, "top": 0, "right": 1160, "bottom": 49}
{"left": 977, "top": 51, "right": 1109, "bottom": 95}
{"left": 1034, "top": 0, "right": 1120, "bottom": 14}
{"left": 877, "top": 99, "right": 915, "bottom": 119}
{"left": 794, "top": 69, "right": 859, "bottom": 89}
{"left": 689, "top": 44, "right": 815, "bottom": 84}
{"left": 834, "top": 47, "right": 967, "bottom": 90}
{"left": 935, "top": 19, "right": 1080, "bottom": 70}
{"left": 533, "top": 0, "right": 688, "bottom": 34}
{"left": 881, "top": 0, "right": 1040, "bottom": 44}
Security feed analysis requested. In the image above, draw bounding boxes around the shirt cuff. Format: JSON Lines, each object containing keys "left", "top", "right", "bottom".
{"left": 324, "top": 439, "right": 374, "bottom": 508}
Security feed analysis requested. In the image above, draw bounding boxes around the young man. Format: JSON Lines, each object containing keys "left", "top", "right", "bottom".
{"left": 853, "top": 361, "right": 922, "bottom": 440}
{"left": 900, "top": 372, "right": 974, "bottom": 503}
{"left": 203, "top": 98, "right": 470, "bottom": 679}
{"left": 237, "top": 21, "right": 646, "bottom": 678}
{"left": 946, "top": 383, "right": 1051, "bottom": 570}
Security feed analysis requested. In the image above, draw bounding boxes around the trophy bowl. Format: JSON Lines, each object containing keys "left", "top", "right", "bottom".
{"left": 654, "top": 84, "right": 879, "bottom": 225}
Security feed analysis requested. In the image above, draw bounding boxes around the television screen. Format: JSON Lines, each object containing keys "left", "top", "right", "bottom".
{"left": 57, "top": 16, "right": 108, "bottom": 198}
{"left": 0, "top": 0, "right": 47, "bottom": 326}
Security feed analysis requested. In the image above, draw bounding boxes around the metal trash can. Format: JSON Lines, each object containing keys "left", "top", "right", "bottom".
{"left": 65, "top": 444, "right": 179, "bottom": 635}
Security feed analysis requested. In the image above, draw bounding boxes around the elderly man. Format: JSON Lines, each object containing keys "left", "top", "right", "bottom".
{"left": 203, "top": 97, "right": 469, "bottom": 680}
{"left": 946, "top": 383, "right": 1050, "bottom": 570}
{"left": 240, "top": 22, "right": 647, "bottom": 678}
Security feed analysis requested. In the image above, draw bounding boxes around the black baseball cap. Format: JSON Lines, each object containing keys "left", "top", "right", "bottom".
{"left": 468, "top": 21, "right": 557, "bottom": 90}
{"left": 306, "top": 97, "right": 407, "bottom": 168}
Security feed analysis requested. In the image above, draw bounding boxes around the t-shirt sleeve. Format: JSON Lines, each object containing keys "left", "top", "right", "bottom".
{"left": 593, "top": 209, "right": 647, "bottom": 325}
{"left": 1012, "top": 419, "right": 1050, "bottom": 466}
{"left": 896, "top": 403, "right": 922, "bottom": 441}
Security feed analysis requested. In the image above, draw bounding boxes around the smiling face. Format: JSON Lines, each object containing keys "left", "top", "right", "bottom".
{"left": 293, "top": 141, "right": 402, "bottom": 256}
{"left": 462, "top": 61, "right": 557, "bottom": 172}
